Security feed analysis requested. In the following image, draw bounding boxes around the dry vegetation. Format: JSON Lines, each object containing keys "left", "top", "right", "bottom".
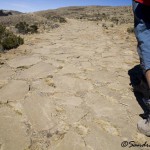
{"left": 0, "top": 6, "right": 133, "bottom": 26}
{"left": 0, "top": 6, "right": 134, "bottom": 52}
{"left": 35, "top": 6, "right": 133, "bottom": 23}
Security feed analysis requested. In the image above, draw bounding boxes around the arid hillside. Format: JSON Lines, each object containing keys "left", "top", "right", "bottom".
{"left": 36, "top": 6, "right": 133, "bottom": 23}
{"left": 0, "top": 6, "right": 133, "bottom": 26}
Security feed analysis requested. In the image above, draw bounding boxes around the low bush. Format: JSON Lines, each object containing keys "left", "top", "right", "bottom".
{"left": 29, "top": 24, "right": 38, "bottom": 33}
{"left": 0, "top": 24, "right": 6, "bottom": 39}
{"left": 59, "top": 17, "right": 67, "bottom": 23}
{"left": 47, "top": 15, "right": 67, "bottom": 23}
{"left": 0, "top": 24, "right": 24, "bottom": 51}
{"left": 15, "top": 22, "right": 38, "bottom": 34}
{"left": 111, "top": 17, "right": 119, "bottom": 25}
{"left": 15, "top": 22, "right": 29, "bottom": 34}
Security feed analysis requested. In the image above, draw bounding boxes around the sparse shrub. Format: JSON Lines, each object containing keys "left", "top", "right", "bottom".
{"left": 15, "top": 22, "right": 38, "bottom": 34}
{"left": 47, "top": 15, "right": 67, "bottom": 23}
{"left": 2, "top": 35, "right": 18, "bottom": 50}
{"left": 111, "top": 17, "right": 119, "bottom": 25}
{"left": 0, "top": 25, "right": 6, "bottom": 42}
{"left": 101, "top": 13, "right": 109, "bottom": 21}
{"left": 0, "top": 24, "right": 24, "bottom": 51}
{"left": 2, "top": 34, "right": 24, "bottom": 50}
{"left": 59, "top": 17, "right": 67, "bottom": 23}
{"left": 77, "top": 13, "right": 109, "bottom": 22}
{"left": 29, "top": 24, "right": 38, "bottom": 33}
{"left": 15, "top": 22, "right": 29, "bottom": 34}
{"left": 51, "top": 24, "right": 60, "bottom": 29}
{"left": 17, "top": 36, "right": 24, "bottom": 45}
{"left": 127, "top": 27, "right": 134, "bottom": 34}
{"left": 0, "top": 25, "right": 6, "bottom": 36}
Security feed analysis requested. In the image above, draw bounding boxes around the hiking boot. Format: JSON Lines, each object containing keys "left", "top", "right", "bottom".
{"left": 137, "top": 117, "right": 150, "bottom": 137}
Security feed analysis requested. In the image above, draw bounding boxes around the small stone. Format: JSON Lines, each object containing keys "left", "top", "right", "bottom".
{"left": 58, "top": 66, "right": 63, "bottom": 69}
{"left": 55, "top": 106, "right": 64, "bottom": 112}
{"left": 47, "top": 75, "right": 53, "bottom": 78}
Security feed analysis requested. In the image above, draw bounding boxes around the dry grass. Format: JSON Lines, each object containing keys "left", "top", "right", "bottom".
{"left": 35, "top": 6, "right": 133, "bottom": 24}
{"left": 0, "top": 6, "right": 133, "bottom": 27}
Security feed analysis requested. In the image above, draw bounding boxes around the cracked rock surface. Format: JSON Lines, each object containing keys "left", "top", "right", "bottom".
{"left": 0, "top": 19, "right": 149, "bottom": 150}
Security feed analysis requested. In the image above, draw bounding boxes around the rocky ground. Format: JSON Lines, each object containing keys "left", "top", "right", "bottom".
{"left": 0, "top": 19, "right": 149, "bottom": 150}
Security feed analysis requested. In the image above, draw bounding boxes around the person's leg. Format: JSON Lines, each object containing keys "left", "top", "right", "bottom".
{"left": 133, "top": 0, "right": 150, "bottom": 136}
{"left": 133, "top": 0, "right": 150, "bottom": 94}
{"left": 132, "top": 1, "right": 150, "bottom": 98}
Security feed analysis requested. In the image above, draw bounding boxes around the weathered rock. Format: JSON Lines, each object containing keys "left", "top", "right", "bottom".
{"left": 57, "top": 64, "right": 82, "bottom": 74}
{"left": 7, "top": 55, "right": 41, "bottom": 68}
{"left": 22, "top": 92, "right": 57, "bottom": 131}
{"left": 87, "top": 70, "right": 117, "bottom": 84}
{"left": 15, "top": 62, "right": 55, "bottom": 80}
{"left": 0, "top": 80, "right": 29, "bottom": 103}
{"left": 31, "top": 79, "right": 56, "bottom": 93}
{"left": 51, "top": 131, "right": 90, "bottom": 150}
{"left": 0, "top": 107, "right": 30, "bottom": 150}
{"left": 0, "top": 66, "right": 14, "bottom": 80}
{"left": 54, "top": 75, "right": 93, "bottom": 94}
{"left": 55, "top": 95, "right": 83, "bottom": 107}
{"left": 63, "top": 106, "right": 88, "bottom": 124}
{"left": 32, "top": 47, "right": 52, "bottom": 55}
{"left": 84, "top": 123, "right": 123, "bottom": 150}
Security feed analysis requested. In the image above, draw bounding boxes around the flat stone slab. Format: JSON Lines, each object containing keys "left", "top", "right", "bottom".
{"left": 0, "top": 107, "right": 30, "bottom": 150}
{"left": 51, "top": 131, "right": 89, "bottom": 150}
{"left": 87, "top": 70, "right": 117, "bottom": 84}
{"left": 22, "top": 92, "right": 57, "bottom": 131}
{"left": 7, "top": 55, "right": 41, "bottom": 68}
{"left": 0, "top": 80, "right": 29, "bottom": 103}
{"left": 32, "top": 79, "right": 56, "bottom": 93}
{"left": 0, "top": 66, "right": 14, "bottom": 80}
{"left": 55, "top": 95, "right": 83, "bottom": 107}
{"left": 57, "top": 64, "right": 82, "bottom": 74}
{"left": 54, "top": 75, "right": 93, "bottom": 93}
{"left": 84, "top": 123, "right": 123, "bottom": 150}
{"left": 32, "top": 47, "right": 52, "bottom": 55}
{"left": 15, "top": 62, "right": 55, "bottom": 80}
{"left": 64, "top": 106, "right": 88, "bottom": 124}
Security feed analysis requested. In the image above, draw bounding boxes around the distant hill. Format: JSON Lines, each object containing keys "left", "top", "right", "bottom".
{"left": 0, "top": 9, "right": 22, "bottom": 17}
